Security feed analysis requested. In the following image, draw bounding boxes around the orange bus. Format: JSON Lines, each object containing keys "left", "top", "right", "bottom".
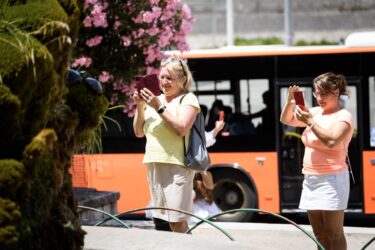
{"left": 71, "top": 41, "right": 375, "bottom": 222}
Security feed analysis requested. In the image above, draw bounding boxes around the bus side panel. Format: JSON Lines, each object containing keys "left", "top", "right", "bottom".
{"left": 363, "top": 151, "right": 375, "bottom": 214}
{"left": 210, "top": 152, "right": 280, "bottom": 213}
{"left": 71, "top": 152, "right": 280, "bottom": 213}
{"left": 72, "top": 154, "right": 149, "bottom": 213}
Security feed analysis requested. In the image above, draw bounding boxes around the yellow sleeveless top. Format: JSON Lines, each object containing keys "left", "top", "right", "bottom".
{"left": 143, "top": 93, "right": 200, "bottom": 166}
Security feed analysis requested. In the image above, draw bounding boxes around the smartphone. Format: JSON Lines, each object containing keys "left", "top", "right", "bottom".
{"left": 219, "top": 111, "right": 225, "bottom": 121}
{"left": 293, "top": 91, "right": 306, "bottom": 111}
{"left": 135, "top": 74, "right": 161, "bottom": 96}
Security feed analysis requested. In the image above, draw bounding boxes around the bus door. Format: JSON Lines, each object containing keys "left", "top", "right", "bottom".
{"left": 276, "top": 81, "right": 313, "bottom": 211}
{"left": 276, "top": 79, "right": 362, "bottom": 212}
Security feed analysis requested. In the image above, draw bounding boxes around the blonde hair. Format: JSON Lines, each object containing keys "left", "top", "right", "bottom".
{"left": 313, "top": 72, "right": 349, "bottom": 96}
{"left": 160, "top": 57, "right": 193, "bottom": 93}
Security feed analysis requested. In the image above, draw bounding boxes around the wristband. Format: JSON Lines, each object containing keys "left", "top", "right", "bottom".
{"left": 157, "top": 106, "right": 166, "bottom": 114}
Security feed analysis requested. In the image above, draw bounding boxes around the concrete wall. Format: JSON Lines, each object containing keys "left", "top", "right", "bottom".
{"left": 184, "top": 0, "right": 375, "bottom": 48}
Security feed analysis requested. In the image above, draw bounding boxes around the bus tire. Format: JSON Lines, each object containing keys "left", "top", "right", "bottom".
{"left": 211, "top": 170, "right": 257, "bottom": 222}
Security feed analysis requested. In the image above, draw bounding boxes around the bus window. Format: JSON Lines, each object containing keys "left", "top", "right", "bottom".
{"left": 239, "top": 79, "right": 269, "bottom": 127}
{"left": 198, "top": 94, "right": 234, "bottom": 114}
{"left": 280, "top": 87, "right": 313, "bottom": 110}
{"left": 369, "top": 77, "right": 375, "bottom": 147}
{"left": 201, "top": 94, "right": 234, "bottom": 131}
{"left": 192, "top": 80, "right": 230, "bottom": 92}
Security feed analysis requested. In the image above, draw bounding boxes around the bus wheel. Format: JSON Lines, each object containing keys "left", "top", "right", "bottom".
{"left": 212, "top": 171, "right": 257, "bottom": 222}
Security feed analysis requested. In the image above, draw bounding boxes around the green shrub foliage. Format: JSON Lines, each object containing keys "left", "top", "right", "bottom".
{"left": 0, "top": 1, "right": 108, "bottom": 249}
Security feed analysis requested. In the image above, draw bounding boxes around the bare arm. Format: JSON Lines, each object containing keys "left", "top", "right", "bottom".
{"left": 132, "top": 90, "right": 146, "bottom": 137}
{"left": 295, "top": 108, "right": 352, "bottom": 148}
{"left": 280, "top": 85, "right": 307, "bottom": 127}
{"left": 212, "top": 120, "right": 225, "bottom": 138}
{"left": 160, "top": 104, "right": 197, "bottom": 137}
{"left": 140, "top": 89, "right": 197, "bottom": 137}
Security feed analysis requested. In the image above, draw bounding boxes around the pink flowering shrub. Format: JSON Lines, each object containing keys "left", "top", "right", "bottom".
{"left": 72, "top": 0, "right": 194, "bottom": 116}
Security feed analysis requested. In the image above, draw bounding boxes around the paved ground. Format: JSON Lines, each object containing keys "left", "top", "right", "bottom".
{"left": 83, "top": 222, "right": 375, "bottom": 250}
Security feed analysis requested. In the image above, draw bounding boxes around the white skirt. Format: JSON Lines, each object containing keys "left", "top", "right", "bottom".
{"left": 299, "top": 170, "right": 349, "bottom": 210}
{"left": 147, "top": 162, "right": 194, "bottom": 222}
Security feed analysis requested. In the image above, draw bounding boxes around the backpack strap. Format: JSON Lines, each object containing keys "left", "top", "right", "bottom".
{"left": 179, "top": 94, "right": 203, "bottom": 157}
{"left": 179, "top": 94, "right": 187, "bottom": 104}
{"left": 179, "top": 94, "right": 187, "bottom": 156}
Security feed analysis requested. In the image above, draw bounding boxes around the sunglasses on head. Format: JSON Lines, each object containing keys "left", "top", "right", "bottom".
{"left": 170, "top": 57, "right": 186, "bottom": 76}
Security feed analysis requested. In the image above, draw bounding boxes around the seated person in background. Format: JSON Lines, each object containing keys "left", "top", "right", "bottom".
{"left": 189, "top": 171, "right": 221, "bottom": 224}
{"left": 206, "top": 99, "right": 224, "bottom": 131}
{"left": 205, "top": 119, "right": 225, "bottom": 147}
{"left": 248, "top": 90, "right": 274, "bottom": 134}
{"left": 229, "top": 113, "right": 256, "bottom": 136}
{"left": 200, "top": 103, "right": 225, "bottom": 147}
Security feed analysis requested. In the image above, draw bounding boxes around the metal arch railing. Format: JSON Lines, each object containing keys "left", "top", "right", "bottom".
{"left": 78, "top": 205, "right": 131, "bottom": 229}
{"left": 78, "top": 205, "right": 375, "bottom": 250}
{"left": 186, "top": 208, "right": 325, "bottom": 250}
{"left": 361, "top": 237, "right": 375, "bottom": 250}
{"left": 94, "top": 206, "right": 234, "bottom": 241}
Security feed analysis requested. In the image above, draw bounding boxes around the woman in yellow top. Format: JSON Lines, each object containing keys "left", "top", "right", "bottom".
{"left": 280, "top": 72, "right": 353, "bottom": 250}
{"left": 133, "top": 57, "right": 200, "bottom": 233}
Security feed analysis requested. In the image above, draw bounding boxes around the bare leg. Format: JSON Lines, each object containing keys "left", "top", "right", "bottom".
{"left": 322, "top": 210, "right": 346, "bottom": 250}
{"left": 307, "top": 210, "right": 328, "bottom": 250}
{"left": 169, "top": 221, "right": 189, "bottom": 233}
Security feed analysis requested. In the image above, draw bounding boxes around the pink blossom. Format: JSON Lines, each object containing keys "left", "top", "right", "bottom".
{"left": 77, "top": 0, "right": 194, "bottom": 110}
{"left": 91, "top": 5, "right": 108, "bottom": 28}
{"left": 142, "top": 11, "right": 154, "bottom": 23}
{"left": 123, "top": 100, "right": 136, "bottom": 117}
{"left": 159, "top": 26, "right": 173, "bottom": 47}
{"left": 181, "top": 4, "right": 192, "bottom": 19}
{"left": 114, "top": 20, "right": 121, "bottom": 30}
{"left": 86, "top": 35, "right": 103, "bottom": 47}
{"left": 121, "top": 83, "right": 134, "bottom": 95}
{"left": 121, "top": 36, "right": 131, "bottom": 47}
{"left": 112, "top": 79, "right": 126, "bottom": 91}
{"left": 176, "top": 41, "right": 189, "bottom": 52}
{"left": 146, "top": 26, "right": 159, "bottom": 36}
{"left": 137, "top": 28, "right": 145, "bottom": 38}
{"left": 102, "top": 2, "right": 108, "bottom": 10}
{"left": 99, "top": 71, "right": 112, "bottom": 83}
{"left": 160, "top": 9, "right": 174, "bottom": 21}
{"left": 152, "top": 7, "right": 162, "bottom": 19}
{"left": 71, "top": 56, "right": 93, "bottom": 68}
{"left": 146, "top": 67, "right": 161, "bottom": 75}
{"left": 165, "top": 0, "right": 179, "bottom": 12}
{"left": 144, "top": 46, "right": 159, "bottom": 64}
{"left": 84, "top": 0, "right": 97, "bottom": 10}
{"left": 110, "top": 93, "right": 119, "bottom": 106}
{"left": 132, "top": 14, "right": 143, "bottom": 24}
{"left": 180, "top": 20, "right": 193, "bottom": 35}
{"left": 83, "top": 16, "right": 92, "bottom": 27}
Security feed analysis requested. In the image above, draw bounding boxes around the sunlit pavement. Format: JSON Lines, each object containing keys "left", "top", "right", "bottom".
{"left": 83, "top": 222, "right": 375, "bottom": 250}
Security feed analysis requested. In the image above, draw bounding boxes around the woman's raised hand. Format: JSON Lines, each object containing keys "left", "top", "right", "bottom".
{"left": 294, "top": 105, "right": 313, "bottom": 125}
{"left": 287, "top": 85, "right": 300, "bottom": 102}
{"left": 133, "top": 90, "right": 145, "bottom": 106}
{"left": 140, "top": 88, "right": 161, "bottom": 110}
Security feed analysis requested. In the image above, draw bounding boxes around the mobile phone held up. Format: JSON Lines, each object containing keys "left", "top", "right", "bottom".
{"left": 219, "top": 111, "right": 225, "bottom": 121}
{"left": 293, "top": 91, "right": 306, "bottom": 111}
{"left": 135, "top": 74, "right": 162, "bottom": 96}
